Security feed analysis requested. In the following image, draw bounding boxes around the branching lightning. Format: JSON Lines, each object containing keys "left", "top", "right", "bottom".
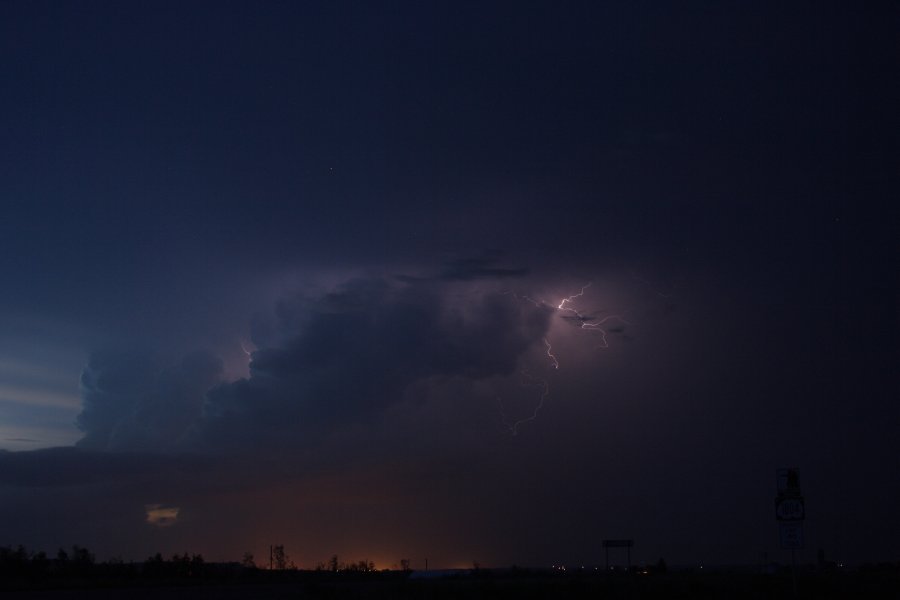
{"left": 557, "top": 282, "right": 592, "bottom": 313}
{"left": 498, "top": 281, "right": 632, "bottom": 435}
{"left": 578, "top": 314, "right": 631, "bottom": 348}
{"left": 554, "top": 282, "right": 631, "bottom": 350}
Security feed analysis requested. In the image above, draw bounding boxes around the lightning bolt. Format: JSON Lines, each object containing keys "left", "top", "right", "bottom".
{"left": 630, "top": 270, "right": 672, "bottom": 298}
{"left": 544, "top": 337, "right": 559, "bottom": 369}
{"left": 500, "top": 369, "right": 551, "bottom": 436}
{"left": 557, "top": 282, "right": 592, "bottom": 314}
{"left": 555, "top": 282, "right": 630, "bottom": 350}
{"left": 578, "top": 314, "right": 631, "bottom": 348}
{"left": 502, "top": 290, "right": 547, "bottom": 308}
{"left": 240, "top": 341, "right": 253, "bottom": 364}
{"left": 496, "top": 281, "right": 631, "bottom": 435}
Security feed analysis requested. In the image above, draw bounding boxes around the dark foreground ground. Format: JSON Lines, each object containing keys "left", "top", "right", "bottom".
{"left": 2, "top": 569, "right": 900, "bottom": 600}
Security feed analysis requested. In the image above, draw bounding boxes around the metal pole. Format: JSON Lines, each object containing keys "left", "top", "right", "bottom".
{"left": 791, "top": 549, "right": 797, "bottom": 596}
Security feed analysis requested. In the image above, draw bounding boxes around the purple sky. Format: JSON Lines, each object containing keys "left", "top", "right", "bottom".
{"left": 0, "top": 1, "right": 897, "bottom": 568}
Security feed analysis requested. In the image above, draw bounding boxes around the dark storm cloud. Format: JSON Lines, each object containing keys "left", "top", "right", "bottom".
{"left": 77, "top": 350, "right": 223, "bottom": 451}
{"left": 393, "top": 256, "right": 529, "bottom": 284}
{"left": 0, "top": 0, "right": 896, "bottom": 568}
{"left": 200, "top": 276, "right": 552, "bottom": 451}
{"left": 0, "top": 446, "right": 212, "bottom": 488}
{"left": 436, "top": 257, "right": 530, "bottom": 282}
{"left": 70, "top": 275, "right": 553, "bottom": 455}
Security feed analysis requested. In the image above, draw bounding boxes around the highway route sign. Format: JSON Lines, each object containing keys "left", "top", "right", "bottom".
{"left": 775, "top": 496, "right": 805, "bottom": 521}
{"left": 779, "top": 522, "right": 804, "bottom": 549}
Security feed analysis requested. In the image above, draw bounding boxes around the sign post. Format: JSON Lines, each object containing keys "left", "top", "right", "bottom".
{"left": 602, "top": 539, "right": 633, "bottom": 572}
{"left": 775, "top": 468, "right": 804, "bottom": 596}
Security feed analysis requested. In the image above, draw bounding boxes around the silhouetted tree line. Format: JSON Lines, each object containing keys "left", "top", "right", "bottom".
{"left": 4, "top": 543, "right": 900, "bottom": 596}
{"left": 313, "top": 555, "right": 376, "bottom": 573}
{"left": 0, "top": 542, "right": 400, "bottom": 590}
{"left": 0, "top": 545, "right": 98, "bottom": 579}
{"left": 141, "top": 551, "right": 206, "bottom": 578}
{"left": 0, "top": 544, "right": 233, "bottom": 588}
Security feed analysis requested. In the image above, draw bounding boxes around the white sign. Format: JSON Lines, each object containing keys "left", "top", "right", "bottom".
{"left": 779, "top": 522, "right": 803, "bottom": 549}
{"left": 776, "top": 497, "right": 805, "bottom": 521}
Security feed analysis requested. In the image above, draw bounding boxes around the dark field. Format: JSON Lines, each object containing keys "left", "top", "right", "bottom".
{"left": 3, "top": 570, "right": 899, "bottom": 599}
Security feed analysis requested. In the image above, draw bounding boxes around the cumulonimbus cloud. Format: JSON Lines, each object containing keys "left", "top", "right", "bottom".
{"left": 75, "top": 273, "right": 553, "bottom": 455}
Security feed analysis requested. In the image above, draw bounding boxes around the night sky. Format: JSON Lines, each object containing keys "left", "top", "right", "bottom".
{"left": 1, "top": 2, "right": 897, "bottom": 569}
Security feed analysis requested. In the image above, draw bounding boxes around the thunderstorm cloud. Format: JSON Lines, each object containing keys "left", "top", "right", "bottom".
{"left": 74, "top": 275, "right": 555, "bottom": 456}
{"left": 1, "top": 1, "right": 896, "bottom": 567}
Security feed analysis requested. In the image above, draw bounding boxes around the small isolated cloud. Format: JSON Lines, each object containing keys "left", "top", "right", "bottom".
{"left": 145, "top": 504, "right": 179, "bottom": 527}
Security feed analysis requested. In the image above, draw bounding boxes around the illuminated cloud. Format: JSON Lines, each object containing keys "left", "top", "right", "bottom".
{"left": 68, "top": 271, "right": 558, "bottom": 456}
{"left": 145, "top": 504, "right": 179, "bottom": 527}
{"left": 198, "top": 275, "right": 554, "bottom": 451}
{"left": 0, "top": 0, "right": 895, "bottom": 569}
